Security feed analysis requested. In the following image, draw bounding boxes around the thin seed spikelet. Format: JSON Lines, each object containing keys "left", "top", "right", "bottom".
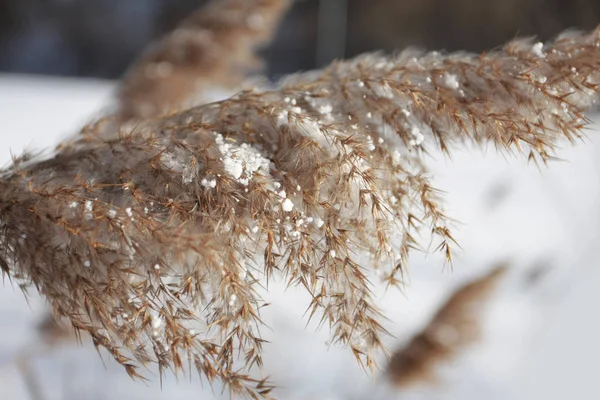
{"left": 1, "top": 3, "right": 600, "bottom": 397}
{"left": 387, "top": 265, "right": 508, "bottom": 388}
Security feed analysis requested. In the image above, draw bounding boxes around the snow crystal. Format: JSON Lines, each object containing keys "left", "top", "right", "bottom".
{"left": 151, "top": 315, "right": 162, "bottom": 330}
{"left": 318, "top": 104, "right": 333, "bottom": 115}
{"left": 84, "top": 200, "right": 93, "bottom": 220}
{"left": 532, "top": 42, "right": 545, "bottom": 58}
{"left": 443, "top": 73, "right": 460, "bottom": 90}
{"left": 160, "top": 152, "right": 196, "bottom": 184}
{"left": 229, "top": 294, "right": 237, "bottom": 306}
{"left": 282, "top": 198, "right": 294, "bottom": 212}
{"left": 223, "top": 158, "right": 243, "bottom": 180}
{"left": 409, "top": 126, "right": 425, "bottom": 147}
{"left": 182, "top": 167, "right": 195, "bottom": 184}
{"left": 201, "top": 178, "right": 217, "bottom": 189}
{"left": 214, "top": 133, "right": 270, "bottom": 185}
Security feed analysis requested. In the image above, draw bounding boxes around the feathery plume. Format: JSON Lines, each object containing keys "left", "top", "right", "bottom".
{"left": 1, "top": 10, "right": 600, "bottom": 398}
{"left": 387, "top": 265, "right": 508, "bottom": 388}
{"left": 117, "top": 0, "right": 291, "bottom": 121}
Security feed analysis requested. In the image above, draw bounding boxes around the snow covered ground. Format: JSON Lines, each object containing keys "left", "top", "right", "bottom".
{"left": 1, "top": 74, "right": 599, "bottom": 400}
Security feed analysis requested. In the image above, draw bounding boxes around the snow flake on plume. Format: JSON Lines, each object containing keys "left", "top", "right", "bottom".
{"left": 318, "top": 104, "right": 333, "bottom": 115}
{"left": 443, "top": 73, "right": 460, "bottom": 90}
{"left": 303, "top": 95, "right": 334, "bottom": 120}
{"left": 366, "top": 136, "right": 376, "bottom": 151}
{"left": 281, "top": 198, "right": 294, "bottom": 212}
{"left": 200, "top": 178, "right": 217, "bottom": 189}
{"left": 214, "top": 133, "right": 271, "bottom": 185}
{"left": 84, "top": 200, "right": 94, "bottom": 220}
{"left": 532, "top": 41, "right": 546, "bottom": 58}
{"left": 160, "top": 151, "right": 197, "bottom": 184}
{"left": 409, "top": 126, "right": 425, "bottom": 147}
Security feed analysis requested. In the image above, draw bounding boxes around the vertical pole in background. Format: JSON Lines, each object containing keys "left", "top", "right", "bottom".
{"left": 316, "top": 0, "right": 348, "bottom": 67}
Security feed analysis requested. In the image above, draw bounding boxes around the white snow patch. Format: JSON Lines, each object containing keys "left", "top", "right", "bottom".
{"left": 214, "top": 133, "right": 270, "bottom": 185}
{"left": 282, "top": 198, "right": 294, "bottom": 212}
{"left": 532, "top": 42, "right": 545, "bottom": 58}
{"left": 443, "top": 73, "right": 460, "bottom": 90}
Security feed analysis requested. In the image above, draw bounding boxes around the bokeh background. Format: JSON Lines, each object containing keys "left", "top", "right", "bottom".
{"left": 1, "top": 1, "right": 600, "bottom": 400}
{"left": 1, "top": 0, "right": 600, "bottom": 78}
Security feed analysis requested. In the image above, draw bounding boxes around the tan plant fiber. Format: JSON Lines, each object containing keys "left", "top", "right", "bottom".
{"left": 1, "top": 0, "right": 600, "bottom": 396}
{"left": 118, "top": 0, "right": 292, "bottom": 121}
{"left": 387, "top": 265, "right": 508, "bottom": 388}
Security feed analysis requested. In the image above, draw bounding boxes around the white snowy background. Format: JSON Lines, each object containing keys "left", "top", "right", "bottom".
{"left": 1, "top": 73, "right": 599, "bottom": 400}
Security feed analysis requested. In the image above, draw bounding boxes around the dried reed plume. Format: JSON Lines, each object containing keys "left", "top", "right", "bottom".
{"left": 1, "top": 0, "right": 600, "bottom": 396}
{"left": 118, "top": 0, "right": 291, "bottom": 121}
{"left": 387, "top": 265, "right": 508, "bottom": 388}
